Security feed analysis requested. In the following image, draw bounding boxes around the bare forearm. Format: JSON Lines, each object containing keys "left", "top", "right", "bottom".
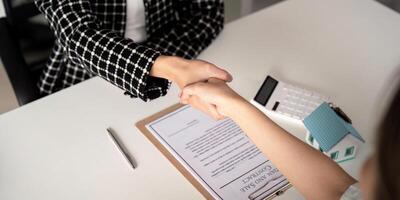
{"left": 181, "top": 79, "right": 356, "bottom": 199}
{"left": 227, "top": 99, "right": 356, "bottom": 200}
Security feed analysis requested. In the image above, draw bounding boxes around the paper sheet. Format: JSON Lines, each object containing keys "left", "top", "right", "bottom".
{"left": 146, "top": 105, "right": 288, "bottom": 200}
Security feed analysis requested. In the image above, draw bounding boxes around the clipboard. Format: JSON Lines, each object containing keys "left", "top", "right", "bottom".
{"left": 136, "top": 103, "right": 215, "bottom": 199}
{"left": 135, "top": 103, "right": 291, "bottom": 200}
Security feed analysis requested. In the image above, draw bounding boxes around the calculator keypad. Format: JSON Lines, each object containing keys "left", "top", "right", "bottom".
{"left": 276, "top": 84, "right": 329, "bottom": 120}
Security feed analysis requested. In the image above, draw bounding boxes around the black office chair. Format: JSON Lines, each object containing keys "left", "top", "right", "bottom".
{"left": 0, "top": 0, "right": 54, "bottom": 106}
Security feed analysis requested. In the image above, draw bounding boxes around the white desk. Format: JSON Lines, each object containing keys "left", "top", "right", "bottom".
{"left": 1, "top": 0, "right": 400, "bottom": 199}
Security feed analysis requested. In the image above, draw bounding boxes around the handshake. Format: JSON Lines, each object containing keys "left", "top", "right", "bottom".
{"left": 151, "top": 56, "right": 245, "bottom": 120}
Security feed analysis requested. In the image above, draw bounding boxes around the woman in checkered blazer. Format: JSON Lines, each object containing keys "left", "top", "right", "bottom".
{"left": 34, "top": 0, "right": 231, "bottom": 117}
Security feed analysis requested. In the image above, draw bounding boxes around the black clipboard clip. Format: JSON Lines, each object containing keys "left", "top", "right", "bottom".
{"left": 248, "top": 174, "right": 291, "bottom": 200}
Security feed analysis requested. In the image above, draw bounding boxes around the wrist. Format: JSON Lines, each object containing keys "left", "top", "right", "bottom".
{"left": 221, "top": 95, "right": 249, "bottom": 117}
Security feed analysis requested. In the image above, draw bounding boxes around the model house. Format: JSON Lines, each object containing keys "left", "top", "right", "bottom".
{"left": 303, "top": 102, "right": 365, "bottom": 163}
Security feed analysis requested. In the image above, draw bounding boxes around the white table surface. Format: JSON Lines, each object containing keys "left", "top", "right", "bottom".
{"left": 2, "top": 0, "right": 400, "bottom": 199}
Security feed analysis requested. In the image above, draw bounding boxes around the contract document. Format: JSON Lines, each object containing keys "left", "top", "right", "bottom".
{"left": 140, "top": 105, "right": 290, "bottom": 200}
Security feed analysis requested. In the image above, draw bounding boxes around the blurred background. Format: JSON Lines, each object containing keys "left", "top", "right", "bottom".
{"left": 0, "top": 0, "right": 399, "bottom": 114}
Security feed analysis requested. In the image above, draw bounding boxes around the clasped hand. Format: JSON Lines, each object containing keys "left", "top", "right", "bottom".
{"left": 151, "top": 56, "right": 240, "bottom": 120}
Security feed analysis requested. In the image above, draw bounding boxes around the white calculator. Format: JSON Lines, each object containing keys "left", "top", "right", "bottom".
{"left": 250, "top": 76, "right": 330, "bottom": 121}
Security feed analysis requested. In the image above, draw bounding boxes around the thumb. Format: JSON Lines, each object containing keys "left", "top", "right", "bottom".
{"left": 180, "top": 83, "right": 203, "bottom": 103}
{"left": 207, "top": 77, "right": 226, "bottom": 84}
{"left": 208, "top": 65, "right": 233, "bottom": 82}
{"left": 205, "top": 103, "right": 225, "bottom": 120}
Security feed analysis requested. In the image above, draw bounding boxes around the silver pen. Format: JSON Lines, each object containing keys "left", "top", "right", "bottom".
{"left": 107, "top": 127, "right": 137, "bottom": 169}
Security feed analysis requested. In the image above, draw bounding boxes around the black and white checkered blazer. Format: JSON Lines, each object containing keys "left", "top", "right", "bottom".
{"left": 34, "top": 0, "right": 224, "bottom": 101}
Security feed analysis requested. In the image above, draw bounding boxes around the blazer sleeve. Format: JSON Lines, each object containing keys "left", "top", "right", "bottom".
{"left": 143, "top": 0, "right": 224, "bottom": 59}
{"left": 34, "top": 0, "right": 168, "bottom": 101}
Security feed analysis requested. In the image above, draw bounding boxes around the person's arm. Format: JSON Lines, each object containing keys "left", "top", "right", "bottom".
{"left": 181, "top": 79, "right": 356, "bottom": 200}
{"left": 142, "top": 0, "right": 224, "bottom": 59}
{"left": 34, "top": 0, "right": 230, "bottom": 102}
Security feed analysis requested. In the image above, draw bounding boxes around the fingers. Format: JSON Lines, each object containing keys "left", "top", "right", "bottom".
{"left": 205, "top": 103, "right": 225, "bottom": 120}
{"left": 208, "top": 64, "right": 233, "bottom": 82}
{"left": 180, "top": 82, "right": 206, "bottom": 103}
{"left": 187, "top": 96, "right": 224, "bottom": 120}
{"left": 180, "top": 94, "right": 189, "bottom": 104}
{"left": 180, "top": 78, "right": 227, "bottom": 105}
{"left": 207, "top": 77, "right": 225, "bottom": 84}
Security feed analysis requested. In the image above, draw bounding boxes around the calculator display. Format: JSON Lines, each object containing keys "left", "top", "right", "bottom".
{"left": 251, "top": 75, "right": 330, "bottom": 121}
{"left": 254, "top": 76, "right": 278, "bottom": 106}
